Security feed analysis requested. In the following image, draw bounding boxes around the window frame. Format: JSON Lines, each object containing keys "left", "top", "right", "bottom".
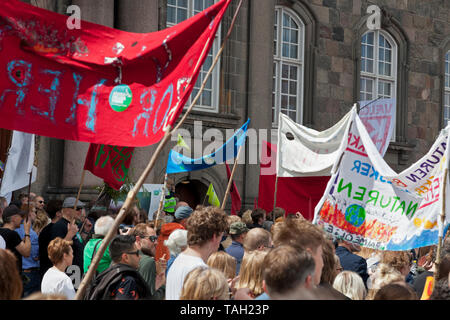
{"left": 166, "top": 0, "right": 221, "bottom": 113}
{"left": 272, "top": 5, "right": 305, "bottom": 127}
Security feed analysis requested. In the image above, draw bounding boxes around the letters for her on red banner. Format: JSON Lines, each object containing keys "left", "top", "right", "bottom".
{"left": 314, "top": 108, "right": 450, "bottom": 251}
{"left": 0, "top": 0, "right": 230, "bottom": 146}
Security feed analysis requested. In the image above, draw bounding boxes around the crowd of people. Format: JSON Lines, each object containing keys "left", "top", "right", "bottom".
{"left": 0, "top": 191, "right": 450, "bottom": 301}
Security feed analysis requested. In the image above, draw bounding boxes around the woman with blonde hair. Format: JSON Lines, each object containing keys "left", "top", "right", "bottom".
{"left": 365, "top": 263, "right": 405, "bottom": 300}
{"left": 234, "top": 250, "right": 268, "bottom": 298}
{"left": 333, "top": 270, "right": 367, "bottom": 300}
{"left": 207, "top": 251, "right": 237, "bottom": 280}
{"left": 180, "top": 266, "right": 230, "bottom": 300}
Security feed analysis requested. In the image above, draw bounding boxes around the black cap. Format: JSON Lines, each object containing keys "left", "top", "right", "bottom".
{"left": 2, "top": 205, "right": 26, "bottom": 220}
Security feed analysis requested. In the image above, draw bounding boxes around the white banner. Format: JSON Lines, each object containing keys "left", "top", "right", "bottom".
{"left": 141, "top": 184, "right": 164, "bottom": 221}
{"left": 0, "top": 131, "right": 36, "bottom": 196}
{"left": 277, "top": 107, "right": 355, "bottom": 177}
{"left": 359, "top": 98, "right": 396, "bottom": 156}
{"left": 314, "top": 115, "right": 450, "bottom": 251}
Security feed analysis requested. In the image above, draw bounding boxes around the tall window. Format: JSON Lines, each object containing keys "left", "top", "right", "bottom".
{"left": 360, "top": 30, "right": 397, "bottom": 101}
{"left": 444, "top": 51, "right": 450, "bottom": 125}
{"left": 272, "top": 7, "right": 304, "bottom": 126}
{"left": 167, "top": 0, "right": 220, "bottom": 112}
{"left": 360, "top": 30, "right": 397, "bottom": 139}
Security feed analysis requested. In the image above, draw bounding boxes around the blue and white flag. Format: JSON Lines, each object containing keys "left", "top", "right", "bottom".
{"left": 166, "top": 119, "right": 250, "bottom": 174}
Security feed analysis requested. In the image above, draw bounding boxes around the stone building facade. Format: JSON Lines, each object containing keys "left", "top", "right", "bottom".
{"left": 2, "top": 0, "right": 450, "bottom": 213}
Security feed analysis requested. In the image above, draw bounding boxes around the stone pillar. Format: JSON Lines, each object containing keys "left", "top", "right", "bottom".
{"left": 242, "top": 0, "right": 275, "bottom": 209}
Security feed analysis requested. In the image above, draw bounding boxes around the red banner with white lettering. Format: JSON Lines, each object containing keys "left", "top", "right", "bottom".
{"left": 0, "top": 0, "right": 230, "bottom": 146}
{"left": 84, "top": 144, "right": 134, "bottom": 190}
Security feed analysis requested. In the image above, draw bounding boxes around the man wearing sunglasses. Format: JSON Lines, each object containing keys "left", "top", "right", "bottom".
{"left": 130, "top": 223, "right": 166, "bottom": 300}
{"left": 83, "top": 235, "right": 150, "bottom": 300}
{"left": 34, "top": 195, "right": 45, "bottom": 211}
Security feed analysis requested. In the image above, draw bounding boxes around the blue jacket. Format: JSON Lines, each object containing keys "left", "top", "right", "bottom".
{"left": 335, "top": 246, "right": 369, "bottom": 286}
{"left": 225, "top": 240, "right": 244, "bottom": 275}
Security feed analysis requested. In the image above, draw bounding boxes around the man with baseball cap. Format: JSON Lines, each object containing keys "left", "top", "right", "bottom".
{"left": 0, "top": 205, "right": 31, "bottom": 272}
{"left": 225, "top": 221, "right": 249, "bottom": 274}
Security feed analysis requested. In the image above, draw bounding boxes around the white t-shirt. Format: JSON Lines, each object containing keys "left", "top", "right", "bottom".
{"left": 165, "top": 252, "right": 208, "bottom": 300}
{"left": 0, "top": 235, "right": 5, "bottom": 249}
{"left": 41, "top": 266, "right": 76, "bottom": 299}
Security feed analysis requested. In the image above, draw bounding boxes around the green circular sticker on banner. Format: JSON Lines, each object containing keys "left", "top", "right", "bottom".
{"left": 109, "top": 84, "right": 132, "bottom": 112}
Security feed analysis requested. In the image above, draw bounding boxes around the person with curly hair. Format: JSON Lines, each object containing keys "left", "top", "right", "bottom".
{"left": 166, "top": 206, "right": 228, "bottom": 300}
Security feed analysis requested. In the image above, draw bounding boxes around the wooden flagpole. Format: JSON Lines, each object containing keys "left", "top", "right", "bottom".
{"left": 435, "top": 167, "right": 448, "bottom": 280}
{"left": 155, "top": 173, "right": 168, "bottom": 230}
{"left": 74, "top": 169, "right": 87, "bottom": 231}
{"left": 75, "top": 0, "right": 243, "bottom": 300}
{"left": 221, "top": 143, "right": 244, "bottom": 210}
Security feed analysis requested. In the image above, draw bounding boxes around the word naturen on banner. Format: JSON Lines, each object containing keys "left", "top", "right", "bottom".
{"left": 314, "top": 112, "right": 450, "bottom": 251}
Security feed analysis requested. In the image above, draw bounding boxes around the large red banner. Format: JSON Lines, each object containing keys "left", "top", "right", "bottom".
{"left": 0, "top": 0, "right": 230, "bottom": 146}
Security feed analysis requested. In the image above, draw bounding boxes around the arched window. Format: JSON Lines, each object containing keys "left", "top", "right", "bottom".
{"left": 272, "top": 6, "right": 305, "bottom": 126}
{"left": 444, "top": 51, "right": 450, "bottom": 125}
{"left": 359, "top": 29, "right": 398, "bottom": 139}
{"left": 166, "top": 0, "right": 220, "bottom": 112}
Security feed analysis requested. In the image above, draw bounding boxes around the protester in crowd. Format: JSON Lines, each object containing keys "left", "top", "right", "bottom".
{"left": 319, "top": 237, "right": 349, "bottom": 299}
{"left": 243, "top": 227, "right": 273, "bottom": 252}
{"left": 381, "top": 250, "right": 412, "bottom": 279}
{"left": 179, "top": 266, "right": 230, "bottom": 300}
{"left": 84, "top": 235, "right": 150, "bottom": 300}
{"left": 373, "top": 282, "right": 418, "bottom": 300}
{"left": 261, "top": 245, "right": 317, "bottom": 300}
{"left": 41, "top": 237, "right": 76, "bottom": 299}
{"left": 249, "top": 208, "right": 266, "bottom": 229}
{"left": 225, "top": 221, "right": 248, "bottom": 274}
{"left": 38, "top": 199, "right": 63, "bottom": 278}
{"left": 173, "top": 203, "right": 193, "bottom": 228}
{"left": 33, "top": 210, "right": 50, "bottom": 235}
{"left": 80, "top": 216, "right": 95, "bottom": 243}
{"left": 34, "top": 195, "right": 45, "bottom": 211}
{"left": 332, "top": 271, "right": 366, "bottom": 300}
{"left": 155, "top": 220, "right": 185, "bottom": 262}
{"left": 221, "top": 215, "right": 242, "bottom": 250}
{"left": 164, "top": 228, "right": 188, "bottom": 276}
{"left": 16, "top": 203, "right": 42, "bottom": 297}
{"left": 0, "top": 248, "right": 23, "bottom": 300}
{"left": 365, "top": 263, "right": 405, "bottom": 300}
{"left": 83, "top": 215, "right": 115, "bottom": 274}
{"left": 234, "top": 250, "right": 268, "bottom": 298}
{"left": 166, "top": 206, "right": 228, "bottom": 300}
{"left": 263, "top": 207, "right": 285, "bottom": 232}
{"left": 130, "top": 223, "right": 166, "bottom": 300}
{"left": 335, "top": 239, "right": 369, "bottom": 287}
{"left": 48, "top": 198, "right": 84, "bottom": 275}
{"left": 0, "top": 205, "right": 31, "bottom": 273}
{"left": 0, "top": 196, "right": 8, "bottom": 226}
{"left": 272, "top": 218, "right": 325, "bottom": 286}
{"left": 241, "top": 209, "right": 253, "bottom": 228}
{"left": 207, "top": 251, "right": 237, "bottom": 281}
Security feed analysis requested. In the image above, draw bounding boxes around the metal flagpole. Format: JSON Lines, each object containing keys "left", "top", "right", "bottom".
{"left": 75, "top": 0, "right": 243, "bottom": 300}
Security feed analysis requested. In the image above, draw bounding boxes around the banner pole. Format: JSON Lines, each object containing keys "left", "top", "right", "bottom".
{"left": 272, "top": 174, "right": 279, "bottom": 215}
{"left": 75, "top": 0, "right": 243, "bottom": 300}
{"left": 435, "top": 167, "right": 448, "bottom": 281}
{"left": 155, "top": 173, "right": 168, "bottom": 231}
{"left": 74, "top": 169, "right": 86, "bottom": 231}
{"left": 221, "top": 143, "right": 244, "bottom": 210}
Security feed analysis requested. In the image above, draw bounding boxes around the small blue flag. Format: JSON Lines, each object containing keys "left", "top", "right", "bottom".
{"left": 166, "top": 119, "right": 250, "bottom": 174}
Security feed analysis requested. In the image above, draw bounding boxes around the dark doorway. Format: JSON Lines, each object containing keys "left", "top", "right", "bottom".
{"left": 175, "top": 179, "right": 208, "bottom": 209}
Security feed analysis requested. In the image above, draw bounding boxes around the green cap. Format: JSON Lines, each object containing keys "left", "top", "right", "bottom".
{"left": 229, "top": 221, "right": 249, "bottom": 235}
